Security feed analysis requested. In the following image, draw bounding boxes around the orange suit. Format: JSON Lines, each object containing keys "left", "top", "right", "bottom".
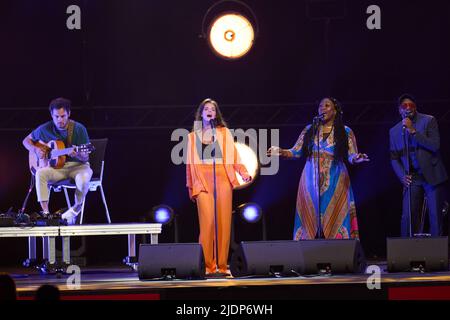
{"left": 186, "top": 127, "right": 249, "bottom": 273}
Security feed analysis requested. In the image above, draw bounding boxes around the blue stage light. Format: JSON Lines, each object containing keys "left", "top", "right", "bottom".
{"left": 238, "top": 203, "right": 262, "bottom": 223}
{"left": 151, "top": 205, "right": 174, "bottom": 225}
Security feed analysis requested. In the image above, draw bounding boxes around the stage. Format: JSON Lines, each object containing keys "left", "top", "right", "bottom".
{"left": 1, "top": 223, "right": 449, "bottom": 301}
{"left": 7, "top": 262, "right": 450, "bottom": 300}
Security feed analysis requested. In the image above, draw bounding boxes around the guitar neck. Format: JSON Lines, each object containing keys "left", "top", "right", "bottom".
{"left": 51, "top": 147, "right": 75, "bottom": 158}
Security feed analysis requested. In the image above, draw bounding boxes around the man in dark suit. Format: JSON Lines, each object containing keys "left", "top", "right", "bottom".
{"left": 390, "top": 94, "right": 448, "bottom": 236}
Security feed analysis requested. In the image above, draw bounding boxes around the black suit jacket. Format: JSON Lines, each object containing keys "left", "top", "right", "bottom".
{"left": 389, "top": 112, "right": 448, "bottom": 186}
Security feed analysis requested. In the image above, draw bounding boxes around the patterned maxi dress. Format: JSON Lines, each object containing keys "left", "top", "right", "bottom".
{"left": 286, "top": 124, "right": 360, "bottom": 240}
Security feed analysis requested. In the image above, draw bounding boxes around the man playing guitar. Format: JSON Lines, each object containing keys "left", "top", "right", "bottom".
{"left": 22, "top": 97, "right": 93, "bottom": 225}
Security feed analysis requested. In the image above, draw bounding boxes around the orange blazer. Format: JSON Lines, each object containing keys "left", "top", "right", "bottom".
{"left": 186, "top": 127, "right": 249, "bottom": 200}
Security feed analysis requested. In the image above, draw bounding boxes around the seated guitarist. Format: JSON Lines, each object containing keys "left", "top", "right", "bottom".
{"left": 22, "top": 97, "right": 92, "bottom": 224}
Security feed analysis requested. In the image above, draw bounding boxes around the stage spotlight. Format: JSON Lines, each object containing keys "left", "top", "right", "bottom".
{"left": 149, "top": 205, "right": 179, "bottom": 243}
{"left": 201, "top": 0, "right": 259, "bottom": 60}
{"left": 235, "top": 142, "right": 258, "bottom": 189}
{"left": 237, "top": 203, "right": 262, "bottom": 223}
{"left": 151, "top": 205, "right": 174, "bottom": 225}
{"left": 231, "top": 202, "right": 266, "bottom": 244}
{"left": 208, "top": 13, "right": 254, "bottom": 60}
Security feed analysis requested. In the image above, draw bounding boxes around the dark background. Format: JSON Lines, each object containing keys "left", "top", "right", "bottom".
{"left": 1, "top": 0, "right": 449, "bottom": 266}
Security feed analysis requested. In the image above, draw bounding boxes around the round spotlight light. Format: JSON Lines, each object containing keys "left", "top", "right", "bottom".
{"left": 237, "top": 203, "right": 262, "bottom": 223}
{"left": 235, "top": 142, "right": 259, "bottom": 189}
{"left": 208, "top": 12, "right": 255, "bottom": 60}
{"left": 151, "top": 205, "right": 174, "bottom": 225}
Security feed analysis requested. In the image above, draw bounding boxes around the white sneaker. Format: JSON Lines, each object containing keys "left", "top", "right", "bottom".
{"left": 61, "top": 207, "right": 81, "bottom": 225}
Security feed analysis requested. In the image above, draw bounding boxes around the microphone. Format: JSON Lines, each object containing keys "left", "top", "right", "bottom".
{"left": 313, "top": 113, "right": 326, "bottom": 121}
{"left": 402, "top": 111, "right": 413, "bottom": 129}
{"left": 209, "top": 118, "right": 216, "bottom": 128}
{"left": 403, "top": 110, "right": 413, "bottom": 119}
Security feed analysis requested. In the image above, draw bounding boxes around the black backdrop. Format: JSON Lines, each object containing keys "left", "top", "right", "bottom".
{"left": 1, "top": 0, "right": 449, "bottom": 266}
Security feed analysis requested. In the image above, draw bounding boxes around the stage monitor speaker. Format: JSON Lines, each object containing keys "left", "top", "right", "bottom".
{"left": 230, "top": 240, "right": 304, "bottom": 277}
{"left": 299, "top": 239, "right": 366, "bottom": 274}
{"left": 387, "top": 237, "right": 449, "bottom": 272}
{"left": 138, "top": 243, "right": 205, "bottom": 280}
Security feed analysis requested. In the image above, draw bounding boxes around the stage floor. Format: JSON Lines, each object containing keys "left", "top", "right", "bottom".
{"left": 5, "top": 262, "right": 450, "bottom": 300}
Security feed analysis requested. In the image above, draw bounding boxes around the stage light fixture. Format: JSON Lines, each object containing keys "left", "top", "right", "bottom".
{"left": 201, "top": 0, "right": 259, "bottom": 60}
{"left": 208, "top": 13, "right": 254, "bottom": 60}
{"left": 234, "top": 142, "right": 258, "bottom": 189}
{"left": 231, "top": 202, "right": 266, "bottom": 243}
{"left": 151, "top": 205, "right": 174, "bottom": 225}
{"left": 237, "top": 203, "right": 262, "bottom": 223}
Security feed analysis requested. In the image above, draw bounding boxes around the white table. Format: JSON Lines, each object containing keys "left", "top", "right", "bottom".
{"left": 0, "top": 226, "right": 60, "bottom": 264}
{"left": 0, "top": 223, "right": 161, "bottom": 267}
{"left": 58, "top": 223, "right": 162, "bottom": 264}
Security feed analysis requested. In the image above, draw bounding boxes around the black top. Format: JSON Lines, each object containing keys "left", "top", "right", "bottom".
{"left": 195, "top": 134, "right": 223, "bottom": 160}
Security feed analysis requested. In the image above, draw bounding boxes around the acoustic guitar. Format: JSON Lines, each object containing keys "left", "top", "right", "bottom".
{"left": 29, "top": 140, "right": 95, "bottom": 174}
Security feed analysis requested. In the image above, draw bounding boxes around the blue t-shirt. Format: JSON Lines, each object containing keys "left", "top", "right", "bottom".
{"left": 31, "top": 120, "right": 90, "bottom": 163}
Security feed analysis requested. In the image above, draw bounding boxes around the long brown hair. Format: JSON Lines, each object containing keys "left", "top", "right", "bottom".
{"left": 192, "top": 98, "right": 227, "bottom": 131}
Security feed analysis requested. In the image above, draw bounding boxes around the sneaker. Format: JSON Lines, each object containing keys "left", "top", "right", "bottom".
{"left": 61, "top": 207, "right": 81, "bottom": 225}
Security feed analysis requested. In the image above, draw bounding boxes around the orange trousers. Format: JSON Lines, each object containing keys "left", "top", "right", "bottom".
{"left": 196, "top": 164, "right": 233, "bottom": 273}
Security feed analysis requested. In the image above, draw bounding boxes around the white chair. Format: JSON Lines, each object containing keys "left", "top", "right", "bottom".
{"left": 50, "top": 138, "right": 111, "bottom": 224}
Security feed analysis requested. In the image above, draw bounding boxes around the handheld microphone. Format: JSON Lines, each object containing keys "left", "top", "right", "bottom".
{"left": 403, "top": 110, "right": 413, "bottom": 119}
{"left": 313, "top": 113, "right": 326, "bottom": 121}
{"left": 209, "top": 118, "right": 216, "bottom": 127}
{"left": 402, "top": 111, "right": 413, "bottom": 129}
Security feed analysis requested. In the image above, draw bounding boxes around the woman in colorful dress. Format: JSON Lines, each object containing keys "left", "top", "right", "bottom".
{"left": 268, "top": 97, "right": 369, "bottom": 239}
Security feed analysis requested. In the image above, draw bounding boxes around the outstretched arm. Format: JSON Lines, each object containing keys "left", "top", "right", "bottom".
{"left": 347, "top": 128, "right": 369, "bottom": 164}
{"left": 267, "top": 126, "right": 309, "bottom": 158}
